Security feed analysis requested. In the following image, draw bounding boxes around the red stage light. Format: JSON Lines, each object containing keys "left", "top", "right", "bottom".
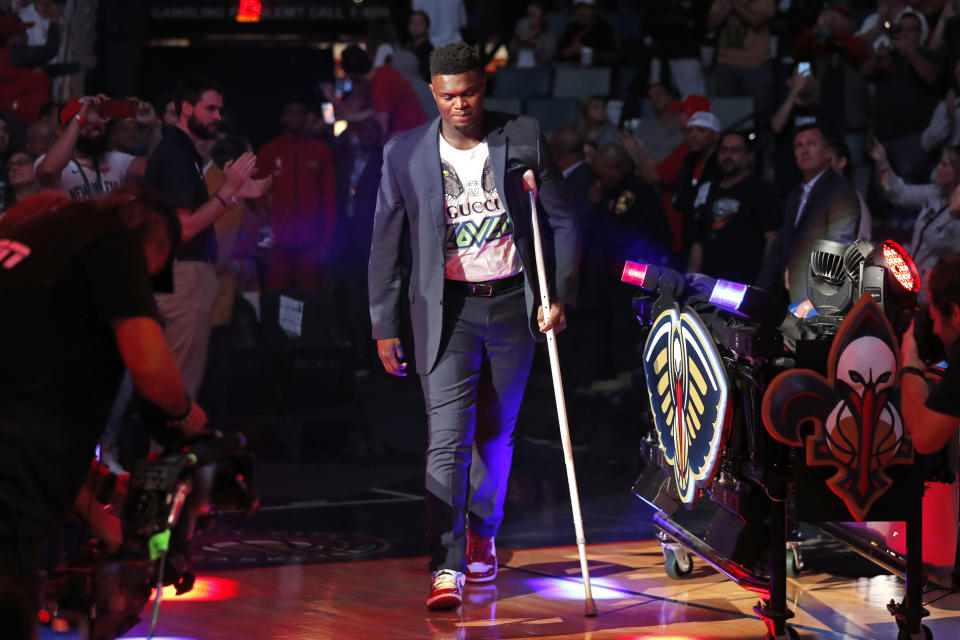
{"left": 881, "top": 240, "right": 920, "bottom": 293}
{"left": 621, "top": 261, "right": 648, "bottom": 287}
{"left": 148, "top": 577, "right": 238, "bottom": 602}
{"left": 236, "top": 0, "right": 262, "bottom": 23}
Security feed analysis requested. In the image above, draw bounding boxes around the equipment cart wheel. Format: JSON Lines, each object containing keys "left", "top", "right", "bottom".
{"left": 662, "top": 545, "right": 694, "bottom": 579}
{"left": 765, "top": 625, "right": 799, "bottom": 640}
{"left": 896, "top": 624, "right": 933, "bottom": 640}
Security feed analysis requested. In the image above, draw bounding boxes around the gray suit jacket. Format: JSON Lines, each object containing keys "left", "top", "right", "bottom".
{"left": 368, "top": 111, "right": 580, "bottom": 375}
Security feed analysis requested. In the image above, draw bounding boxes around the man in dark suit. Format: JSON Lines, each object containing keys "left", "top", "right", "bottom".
{"left": 550, "top": 127, "right": 601, "bottom": 389}
{"left": 334, "top": 118, "right": 383, "bottom": 373}
{"left": 368, "top": 43, "right": 579, "bottom": 609}
{"left": 758, "top": 123, "right": 860, "bottom": 312}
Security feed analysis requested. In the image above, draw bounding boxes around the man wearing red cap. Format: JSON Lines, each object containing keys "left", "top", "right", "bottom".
{"left": 623, "top": 83, "right": 685, "bottom": 164}
{"left": 35, "top": 95, "right": 159, "bottom": 199}
{"left": 638, "top": 93, "right": 713, "bottom": 186}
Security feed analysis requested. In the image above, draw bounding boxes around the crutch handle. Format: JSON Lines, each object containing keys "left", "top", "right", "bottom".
{"left": 522, "top": 169, "right": 538, "bottom": 196}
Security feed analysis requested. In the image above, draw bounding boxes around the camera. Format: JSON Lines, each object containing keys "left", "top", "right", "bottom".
{"left": 39, "top": 431, "right": 257, "bottom": 640}
{"left": 905, "top": 305, "right": 947, "bottom": 364}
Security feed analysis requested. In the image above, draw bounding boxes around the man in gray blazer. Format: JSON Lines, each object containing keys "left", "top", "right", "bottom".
{"left": 368, "top": 43, "right": 579, "bottom": 609}
{"left": 758, "top": 123, "right": 860, "bottom": 312}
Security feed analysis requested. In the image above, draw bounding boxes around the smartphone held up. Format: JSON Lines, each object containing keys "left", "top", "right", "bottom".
{"left": 100, "top": 99, "right": 138, "bottom": 120}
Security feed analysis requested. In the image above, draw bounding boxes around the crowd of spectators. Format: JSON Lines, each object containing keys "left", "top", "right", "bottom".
{"left": 485, "top": 0, "right": 960, "bottom": 389}
{"left": 2, "top": 0, "right": 960, "bottom": 399}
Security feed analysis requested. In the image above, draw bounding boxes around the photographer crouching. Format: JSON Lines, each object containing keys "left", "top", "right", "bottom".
{"left": 0, "top": 190, "right": 206, "bottom": 612}
{"left": 901, "top": 254, "right": 960, "bottom": 454}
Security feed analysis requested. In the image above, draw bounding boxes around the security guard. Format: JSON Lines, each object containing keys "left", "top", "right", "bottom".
{"left": 589, "top": 141, "right": 674, "bottom": 271}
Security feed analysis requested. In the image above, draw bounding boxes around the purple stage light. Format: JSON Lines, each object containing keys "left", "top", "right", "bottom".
{"left": 708, "top": 279, "right": 748, "bottom": 311}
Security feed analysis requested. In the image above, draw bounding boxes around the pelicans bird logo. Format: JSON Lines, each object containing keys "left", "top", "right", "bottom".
{"left": 643, "top": 305, "right": 731, "bottom": 504}
{"left": 762, "top": 294, "right": 914, "bottom": 521}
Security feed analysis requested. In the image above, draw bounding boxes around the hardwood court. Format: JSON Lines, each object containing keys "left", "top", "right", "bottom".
{"left": 120, "top": 540, "right": 959, "bottom": 639}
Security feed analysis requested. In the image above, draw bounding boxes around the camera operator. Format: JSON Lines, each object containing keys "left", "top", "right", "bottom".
{"left": 0, "top": 191, "right": 206, "bottom": 599}
{"left": 901, "top": 254, "right": 960, "bottom": 454}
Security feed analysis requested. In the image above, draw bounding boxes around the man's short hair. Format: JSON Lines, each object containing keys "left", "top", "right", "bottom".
{"left": 550, "top": 126, "right": 585, "bottom": 157}
{"left": 929, "top": 254, "right": 960, "bottom": 320}
{"left": 647, "top": 82, "right": 674, "bottom": 96}
{"left": 597, "top": 142, "right": 636, "bottom": 174}
{"left": 155, "top": 91, "right": 174, "bottom": 116}
{"left": 340, "top": 44, "right": 373, "bottom": 75}
{"left": 721, "top": 130, "right": 752, "bottom": 149}
{"left": 794, "top": 122, "right": 826, "bottom": 140}
{"left": 824, "top": 134, "right": 852, "bottom": 178}
{"left": 173, "top": 75, "right": 224, "bottom": 117}
{"left": 824, "top": 134, "right": 850, "bottom": 160}
{"left": 429, "top": 43, "right": 483, "bottom": 78}
{"left": 410, "top": 9, "right": 430, "bottom": 27}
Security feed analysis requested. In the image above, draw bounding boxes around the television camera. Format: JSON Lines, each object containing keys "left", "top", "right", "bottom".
{"left": 624, "top": 238, "right": 949, "bottom": 640}
{"left": 39, "top": 429, "right": 257, "bottom": 640}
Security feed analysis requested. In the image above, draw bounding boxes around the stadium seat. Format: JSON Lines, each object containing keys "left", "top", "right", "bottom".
{"left": 710, "top": 96, "right": 755, "bottom": 130}
{"left": 524, "top": 97, "right": 580, "bottom": 132}
{"left": 484, "top": 97, "right": 523, "bottom": 115}
{"left": 490, "top": 67, "right": 552, "bottom": 98}
{"left": 552, "top": 66, "right": 612, "bottom": 100}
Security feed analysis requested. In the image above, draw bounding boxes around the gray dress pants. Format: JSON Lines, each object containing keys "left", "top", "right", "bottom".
{"left": 421, "top": 283, "right": 535, "bottom": 573}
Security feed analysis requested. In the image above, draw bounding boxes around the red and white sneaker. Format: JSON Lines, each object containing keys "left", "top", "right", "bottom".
{"left": 465, "top": 526, "right": 497, "bottom": 583}
{"left": 427, "top": 569, "right": 465, "bottom": 610}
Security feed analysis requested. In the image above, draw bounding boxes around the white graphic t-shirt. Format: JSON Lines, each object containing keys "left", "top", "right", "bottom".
{"left": 35, "top": 151, "right": 135, "bottom": 200}
{"left": 439, "top": 131, "right": 521, "bottom": 281}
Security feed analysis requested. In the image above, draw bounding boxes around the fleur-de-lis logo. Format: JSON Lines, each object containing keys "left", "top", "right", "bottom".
{"left": 643, "top": 305, "right": 731, "bottom": 504}
{"left": 762, "top": 295, "right": 914, "bottom": 521}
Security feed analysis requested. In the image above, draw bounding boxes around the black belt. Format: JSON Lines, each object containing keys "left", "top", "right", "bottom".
{"left": 446, "top": 273, "right": 524, "bottom": 297}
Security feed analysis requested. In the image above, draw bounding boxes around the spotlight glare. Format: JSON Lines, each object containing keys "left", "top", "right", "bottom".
{"left": 525, "top": 576, "right": 627, "bottom": 600}
{"left": 146, "top": 577, "right": 238, "bottom": 602}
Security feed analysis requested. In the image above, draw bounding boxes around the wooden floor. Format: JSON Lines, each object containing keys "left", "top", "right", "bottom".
{"left": 122, "top": 540, "right": 960, "bottom": 639}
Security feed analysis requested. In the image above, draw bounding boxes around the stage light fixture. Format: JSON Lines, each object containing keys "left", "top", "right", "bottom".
{"left": 708, "top": 279, "right": 748, "bottom": 312}
{"left": 842, "top": 237, "right": 875, "bottom": 283}
{"left": 808, "top": 239, "right": 855, "bottom": 317}
{"left": 880, "top": 240, "right": 920, "bottom": 293}
{"left": 621, "top": 260, "right": 649, "bottom": 288}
